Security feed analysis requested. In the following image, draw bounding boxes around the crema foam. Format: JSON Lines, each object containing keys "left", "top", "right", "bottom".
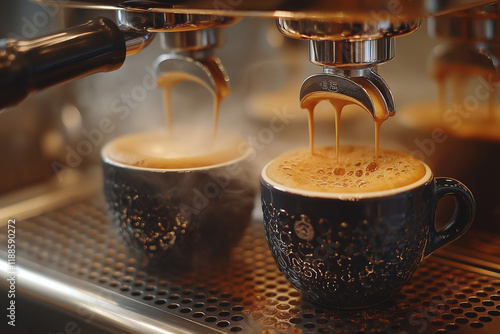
{"left": 266, "top": 146, "right": 426, "bottom": 193}
{"left": 103, "top": 128, "right": 246, "bottom": 169}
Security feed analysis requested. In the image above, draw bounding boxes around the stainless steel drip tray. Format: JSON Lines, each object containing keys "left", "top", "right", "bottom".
{"left": 436, "top": 232, "right": 500, "bottom": 275}
{"left": 1, "top": 197, "right": 500, "bottom": 334}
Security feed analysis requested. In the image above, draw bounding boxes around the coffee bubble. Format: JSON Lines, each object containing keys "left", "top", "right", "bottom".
{"left": 266, "top": 146, "right": 426, "bottom": 193}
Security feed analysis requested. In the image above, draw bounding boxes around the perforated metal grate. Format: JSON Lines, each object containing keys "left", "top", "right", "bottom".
{"left": 1, "top": 198, "right": 500, "bottom": 334}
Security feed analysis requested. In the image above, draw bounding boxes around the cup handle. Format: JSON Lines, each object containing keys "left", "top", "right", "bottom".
{"left": 424, "top": 177, "right": 475, "bottom": 257}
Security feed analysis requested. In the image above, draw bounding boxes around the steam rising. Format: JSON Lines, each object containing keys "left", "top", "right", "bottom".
{"left": 103, "top": 128, "right": 246, "bottom": 169}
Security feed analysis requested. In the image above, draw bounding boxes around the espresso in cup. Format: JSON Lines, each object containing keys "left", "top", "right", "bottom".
{"left": 102, "top": 127, "right": 255, "bottom": 269}
{"left": 261, "top": 145, "right": 475, "bottom": 308}
{"left": 266, "top": 146, "right": 426, "bottom": 193}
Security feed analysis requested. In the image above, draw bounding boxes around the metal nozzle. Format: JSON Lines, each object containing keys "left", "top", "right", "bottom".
{"left": 300, "top": 39, "right": 396, "bottom": 120}
{"left": 117, "top": 11, "right": 235, "bottom": 99}
{"left": 117, "top": 10, "right": 237, "bottom": 32}
{"left": 309, "top": 39, "right": 394, "bottom": 67}
{"left": 154, "top": 28, "right": 230, "bottom": 99}
{"left": 300, "top": 67, "right": 395, "bottom": 120}
{"left": 428, "top": 4, "right": 500, "bottom": 44}
{"left": 428, "top": 4, "right": 500, "bottom": 83}
{"left": 277, "top": 18, "right": 420, "bottom": 41}
{"left": 431, "top": 44, "right": 500, "bottom": 81}
{"left": 120, "top": 27, "right": 155, "bottom": 57}
{"left": 277, "top": 18, "right": 419, "bottom": 120}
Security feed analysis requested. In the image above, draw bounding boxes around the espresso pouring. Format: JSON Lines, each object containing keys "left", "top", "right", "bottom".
{"left": 105, "top": 71, "right": 236, "bottom": 169}
{"left": 301, "top": 77, "right": 390, "bottom": 163}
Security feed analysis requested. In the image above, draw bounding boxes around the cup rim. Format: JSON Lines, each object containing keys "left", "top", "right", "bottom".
{"left": 101, "top": 137, "right": 254, "bottom": 172}
{"left": 261, "top": 159, "right": 433, "bottom": 200}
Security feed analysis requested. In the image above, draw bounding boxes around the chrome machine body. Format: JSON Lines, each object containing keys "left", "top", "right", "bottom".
{"left": 0, "top": 0, "right": 496, "bottom": 112}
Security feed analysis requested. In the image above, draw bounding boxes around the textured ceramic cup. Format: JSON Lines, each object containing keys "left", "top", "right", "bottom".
{"left": 261, "top": 160, "right": 475, "bottom": 308}
{"left": 102, "top": 134, "right": 255, "bottom": 269}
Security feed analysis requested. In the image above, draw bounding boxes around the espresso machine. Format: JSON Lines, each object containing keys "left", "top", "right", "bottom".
{"left": 1, "top": 1, "right": 500, "bottom": 333}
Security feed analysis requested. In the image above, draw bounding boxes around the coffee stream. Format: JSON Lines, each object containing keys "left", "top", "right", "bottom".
{"left": 156, "top": 72, "right": 221, "bottom": 140}
{"left": 101, "top": 71, "right": 238, "bottom": 169}
{"left": 301, "top": 77, "right": 390, "bottom": 163}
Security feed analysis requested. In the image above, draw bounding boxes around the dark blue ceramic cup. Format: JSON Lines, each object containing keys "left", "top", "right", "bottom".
{"left": 102, "top": 141, "right": 255, "bottom": 269}
{"left": 261, "top": 162, "right": 475, "bottom": 308}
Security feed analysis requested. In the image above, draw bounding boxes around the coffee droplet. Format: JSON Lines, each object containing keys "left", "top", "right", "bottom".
{"left": 355, "top": 170, "right": 363, "bottom": 177}
{"left": 334, "top": 168, "right": 345, "bottom": 175}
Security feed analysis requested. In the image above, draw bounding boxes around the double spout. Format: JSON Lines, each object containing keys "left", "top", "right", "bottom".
{"left": 154, "top": 28, "right": 231, "bottom": 102}
{"left": 300, "top": 39, "right": 396, "bottom": 120}
{"left": 0, "top": 11, "right": 236, "bottom": 110}
{"left": 277, "top": 18, "right": 420, "bottom": 120}
{"left": 2, "top": 0, "right": 498, "bottom": 112}
{"left": 119, "top": 10, "right": 235, "bottom": 100}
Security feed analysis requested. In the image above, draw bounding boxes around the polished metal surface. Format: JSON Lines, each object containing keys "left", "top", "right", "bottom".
{"left": 154, "top": 52, "right": 231, "bottom": 100}
{"left": 273, "top": 9, "right": 415, "bottom": 131}
{"left": 428, "top": 4, "right": 500, "bottom": 42}
{"left": 423, "top": 3, "right": 500, "bottom": 129}
{"left": 299, "top": 67, "right": 395, "bottom": 120}
{"left": 430, "top": 44, "right": 500, "bottom": 82}
{"left": 299, "top": 72, "right": 378, "bottom": 118}
{"left": 361, "top": 67, "right": 396, "bottom": 116}
{"left": 1, "top": 197, "right": 500, "bottom": 333}
{"left": 0, "top": 16, "right": 127, "bottom": 110}
{"left": 277, "top": 18, "right": 407, "bottom": 119}
{"left": 276, "top": 19, "right": 420, "bottom": 41}
{"left": 117, "top": 11, "right": 237, "bottom": 32}
{"left": 0, "top": 168, "right": 101, "bottom": 224}
{"left": 154, "top": 28, "right": 230, "bottom": 101}
{"left": 31, "top": 0, "right": 498, "bottom": 19}
{"left": 0, "top": 256, "right": 210, "bottom": 334}
{"left": 117, "top": 11, "right": 235, "bottom": 55}
{"left": 309, "top": 39, "right": 395, "bottom": 67}
{"left": 441, "top": 231, "right": 500, "bottom": 273}
{"left": 118, "top": 11, "right": 233, "bottom": 100}
{"left": 161, "top": 29, "right": 224, "bottom": 52}
{"left": 427, "top": 4, "right": 500, "bottom": 99}
{"left": 121, "top": 27, "right": 154, "bottom": 56}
